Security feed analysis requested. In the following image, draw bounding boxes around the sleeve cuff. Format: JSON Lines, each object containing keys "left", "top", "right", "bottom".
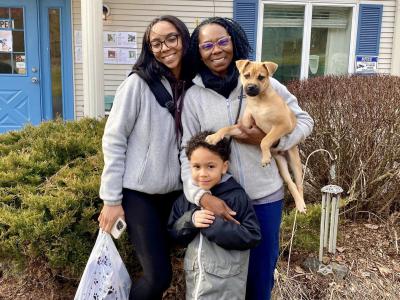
{"left": 191, "top": 210, "right": 197, "bottom": 225}
{"left": 103, "top": 199, "right": 123, "bottom": 206}
{"left": 194, "top": 190, "right": 211, "bottom": 206}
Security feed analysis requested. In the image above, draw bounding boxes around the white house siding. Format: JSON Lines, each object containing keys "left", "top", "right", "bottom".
{"left": 71, "top": 0, "right": 233, "bottom": 118}
{"left": 361, "top": 0, "right": 396, "bottom": 74}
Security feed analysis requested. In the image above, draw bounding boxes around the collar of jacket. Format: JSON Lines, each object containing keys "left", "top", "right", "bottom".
{"left": 210, "top": 176, "right": 243, "bottom": 196}
{"left": 192, "top": 74, "right": 243, "bottom": 100}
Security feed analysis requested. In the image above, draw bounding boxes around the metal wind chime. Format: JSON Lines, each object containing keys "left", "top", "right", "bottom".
{"left": 304, "top": 149, "right": 344, "bottom": 273}
{"left": 319, "top": 184, "right": 344, "bottom": 262}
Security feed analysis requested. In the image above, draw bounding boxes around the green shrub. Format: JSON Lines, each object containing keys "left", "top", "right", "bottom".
{"left": 280, "top": 203, "right": 321, "bottom": 252}
{"left": 0, "top": 119, "right": 110, "bottom": 278}
{"left": 288, "top": 75, "right": 400, "bottom": 216}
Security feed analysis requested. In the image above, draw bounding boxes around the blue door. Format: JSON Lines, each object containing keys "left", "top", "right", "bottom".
{"left": 0, "top": 0, "right": 41, "bottom": 133}
{"left": 0, "top": 0, "right": 73, "bottom": 133}
{"left": 39, "top": 0, "right": 74, "bottom": 122}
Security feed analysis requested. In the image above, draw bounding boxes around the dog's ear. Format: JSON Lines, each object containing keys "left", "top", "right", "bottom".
{"left": 263, "top": 62, "right": 278, "bottom": 76}
{"left": 236, "top": 59, "right": 250, "bottom": 73}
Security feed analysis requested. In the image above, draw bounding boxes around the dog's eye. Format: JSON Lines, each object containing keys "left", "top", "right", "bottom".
{"left": 257, "top": 75, "right": 266, "bottom": 81}
{"left": 244, "top": 74, "right": 250, "bottom": 79}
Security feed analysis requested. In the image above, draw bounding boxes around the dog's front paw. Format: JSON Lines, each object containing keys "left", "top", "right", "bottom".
{"left": 295, "top": 200, "right": 307, "bottom": 213}
{"left": 261, "top": 161, "right": 271, "bottom": 168}
{"left": 205, "top": 133, "right": 223, "bottom": 145}
{"left": 261, "top": 154, "right": 272, "bottom": 167}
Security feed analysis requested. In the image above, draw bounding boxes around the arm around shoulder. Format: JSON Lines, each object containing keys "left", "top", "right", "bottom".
{"left": 180, "top": 87, "right": 209, "bottom": 205}
{"left": 201, "top": 190, "right": 261, "bottom": 250}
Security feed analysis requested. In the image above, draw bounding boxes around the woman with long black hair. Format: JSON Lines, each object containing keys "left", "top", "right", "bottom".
{"left": 98, "top": 15, "right": 192, "bottom": 300}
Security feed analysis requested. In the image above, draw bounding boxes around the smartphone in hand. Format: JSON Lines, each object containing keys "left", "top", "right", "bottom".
{"left": 111, "top": 217, "right": 127, "bottom": 239}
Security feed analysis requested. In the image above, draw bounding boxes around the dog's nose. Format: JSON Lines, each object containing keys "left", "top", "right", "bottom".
{"left": 245, "top": 84, "right": 259, "bottom": 96}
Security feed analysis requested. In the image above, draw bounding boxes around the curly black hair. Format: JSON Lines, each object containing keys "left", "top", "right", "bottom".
{"left": 188, "top": 17, "right": 252, "bottom": 75}
{"left": 185, "top": 131, "right": 231, "bottom": 162}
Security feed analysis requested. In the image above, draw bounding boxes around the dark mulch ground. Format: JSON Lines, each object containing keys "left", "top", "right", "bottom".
{"left": 1, "top": 215, "right": 399, "bottom": 299}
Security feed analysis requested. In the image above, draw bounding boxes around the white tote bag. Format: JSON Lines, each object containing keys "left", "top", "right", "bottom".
{"left": 74, "top": 230, "right": 131, "bottom": 300}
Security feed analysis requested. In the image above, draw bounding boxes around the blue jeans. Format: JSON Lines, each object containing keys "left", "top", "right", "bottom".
{"left": 246, "top": 200, "right": 283, "bottom": 300}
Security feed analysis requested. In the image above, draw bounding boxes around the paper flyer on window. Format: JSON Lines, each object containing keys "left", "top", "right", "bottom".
{"left": 103, "top": 31, "right": 137, "bottom": 48}
{"left": 74, "top": 31, "right": 137, "bottom": 64}
{"left": 0, "top": 30, "right": 12, "bottom": 52}
{"left": 74, "top": 30, "right": 82, "bottom": 46}
{"left": 104, "top": 47, "right": 118, "bottom": 64}
{"left": 104, "top": 48, "right": 137, "bottom": 65}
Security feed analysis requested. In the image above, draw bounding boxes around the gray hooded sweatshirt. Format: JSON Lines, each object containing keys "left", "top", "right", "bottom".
{"left": 181, "top": 75, "right": 314, "bottom": 205}
{"left": 100, "top": 74, "right": 182, "bottom": 205}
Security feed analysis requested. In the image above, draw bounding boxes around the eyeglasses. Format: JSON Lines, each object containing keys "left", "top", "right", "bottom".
{"left": 150, "top": 33, "right": 180, "bottom": 53}
{"left": 199, "top": 36, "right": 231, "bottom": 52}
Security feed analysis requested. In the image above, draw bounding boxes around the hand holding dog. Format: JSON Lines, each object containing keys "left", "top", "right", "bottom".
{"left": 200, "top": 194, "right": 239, "bottom": 224}
{"left": 192, "top": 209, "right": 215, "bottom": 228}
{"left": 235, "top": 122, "right": 265, "bottom": 145}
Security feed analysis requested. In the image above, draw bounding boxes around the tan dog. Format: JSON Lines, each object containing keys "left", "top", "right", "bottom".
{"left": 206, "top": 60, "right": 306, "bottom": 213}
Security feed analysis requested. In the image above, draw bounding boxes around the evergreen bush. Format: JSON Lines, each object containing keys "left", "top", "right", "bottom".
{"left": 0, "top": 119, "right": 116, "bottom": 279}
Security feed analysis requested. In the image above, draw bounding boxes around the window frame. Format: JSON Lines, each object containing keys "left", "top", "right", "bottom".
{"left": 257, "top": 0, "right": 359, "bottom": 79}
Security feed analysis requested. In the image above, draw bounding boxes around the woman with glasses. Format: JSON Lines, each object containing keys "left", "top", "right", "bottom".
{"left": 98, "top": 15, "right": 192, "bottom": 300}
{"left": 180, "top": 17, "right": 313, "bottom": 300}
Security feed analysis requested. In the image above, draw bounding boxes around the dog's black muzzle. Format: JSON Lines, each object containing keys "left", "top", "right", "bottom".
{"left": 245, "top": 84, "right": 260, "bottom": 96}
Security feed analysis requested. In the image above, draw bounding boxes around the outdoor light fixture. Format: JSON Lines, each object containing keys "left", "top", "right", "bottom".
{"left": 103, "top": 4, "right": 111, "bottom": 21}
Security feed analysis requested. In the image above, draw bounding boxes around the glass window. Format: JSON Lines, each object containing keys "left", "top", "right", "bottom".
{"left": 0, "top": 52, "right": 12, "bottom": 73}
{"left": 49, "top": 8, "right": 63, "bottom": 118}
{"left": 309, "top": 6, "right": 352, "bottom": 78}
{"left": 13, "top": 53, "right": 26, "bottom": 74}
{"left": 0, "top": 7, "right": 25, "bottom": 75}
{"left": 262, "top": 5, "right": 305, "bottom": 83}
{"left": 10, "top": 8, "right": 23, "bottom": 30}
{"left": 12, "top": 30, "right": 24, "bottom": 52}
{"left": 0, "top": 7, "right": 8, "bottom": 19}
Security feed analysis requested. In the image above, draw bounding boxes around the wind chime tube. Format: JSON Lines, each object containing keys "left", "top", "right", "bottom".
{"left": 319, "top": 193, "right": 327, "bottom": 262}
{"left": 328, "top": 196, "right": 337, "bottom": 253}
{"left": 332, "top": 194, "right": 340, "bottom": 252}
{"left": 324, "top": 193, "right": 331, "bottom": 248}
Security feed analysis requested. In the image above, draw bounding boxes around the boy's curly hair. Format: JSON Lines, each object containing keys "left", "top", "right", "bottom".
{"left": 185, "top": 131, "right": 231, "bottom": 162}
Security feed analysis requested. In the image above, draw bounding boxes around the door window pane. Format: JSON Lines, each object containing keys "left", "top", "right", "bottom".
{"left": 12, "top": 30, "right": 24, "bottom": 52}
{"left": 0, "top": 8, "right": 8, "bottom": 18}
{"left": 0, "top": 6, "right": 25, "bottom": 75}
{"left": 14, "top": 53, "right": 26, "bottom": 74}
{"left": 309, "top": 6, "right": 352, "bottom": 77}
{"left": 262, "top": 5, "right": 305, "bottom": 83}
{"left": 0, "top": 30, "right": 13, "bottom": 51}
{"left": 0, "top": 52, "right": 12, "bottom": 73}
{"left": 49, "top": 8, "right": 63, "bottom": 118}
{"left": 11, "top": 8, "right": 23, "bottom": 30}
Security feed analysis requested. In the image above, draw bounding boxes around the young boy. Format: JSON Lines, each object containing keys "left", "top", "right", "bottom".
{"left": 168, "top": 131, "right": 261, "bottom": 300}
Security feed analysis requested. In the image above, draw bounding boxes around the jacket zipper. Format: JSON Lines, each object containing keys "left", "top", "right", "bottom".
{"left": 225, "top": 98, "right": 245, "bottom": 187}
{"left": 138, "top": 144, "right": 151, "bottom": 184}
{"left": 194, "top": 233, "right": 204, "bottom": 300}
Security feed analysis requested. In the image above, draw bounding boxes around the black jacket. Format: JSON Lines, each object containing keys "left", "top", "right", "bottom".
{"left": 168, "top": 177, "right": 261, "bottom": 250}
